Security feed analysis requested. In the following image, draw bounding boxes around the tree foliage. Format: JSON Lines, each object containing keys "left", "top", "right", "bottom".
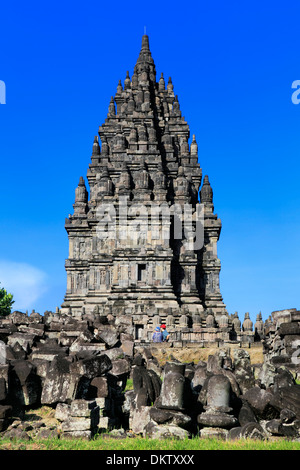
{"left": 0, "top": 283, "right": 14, "bottom": 316}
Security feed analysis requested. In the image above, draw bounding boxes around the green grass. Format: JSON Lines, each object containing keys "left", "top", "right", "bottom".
{"left": 1, "top": 435, "right": 300, "bottom": 451}
{"left": 124, "top": 378, "right": 133, "bottom": 392}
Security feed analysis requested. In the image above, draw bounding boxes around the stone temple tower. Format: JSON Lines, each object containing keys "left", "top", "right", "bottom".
{"left": 62, "top": 35, "right": 226, "bottom": 336}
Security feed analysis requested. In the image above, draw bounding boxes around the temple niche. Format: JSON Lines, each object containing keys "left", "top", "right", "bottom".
{"left": 61, "top": 34, "right": 250, "bottom": 346}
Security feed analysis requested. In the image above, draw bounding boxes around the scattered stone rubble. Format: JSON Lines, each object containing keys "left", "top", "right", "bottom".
{"left": 0, "top": 308, "right": 299, "bottom": 441}
{"left": 262, "top": 309, "right": 300, "bottom": 369}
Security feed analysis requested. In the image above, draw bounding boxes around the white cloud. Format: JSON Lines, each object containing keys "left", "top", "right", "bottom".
{"left": 0, "top": 260, "right": 48, "bottom": 312}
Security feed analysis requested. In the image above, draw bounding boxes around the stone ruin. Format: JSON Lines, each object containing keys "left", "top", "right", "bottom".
{"left": 1, "top": 35, "right": 299, "bottom": 443}
{"left": 61, "top": 33, "right": 228, "bottom": 335}
{"left": 57, "top": 34, "right": 280, "bottom": 350}
{"left": 0, "top": 307, "right": 299, "bottom": 441}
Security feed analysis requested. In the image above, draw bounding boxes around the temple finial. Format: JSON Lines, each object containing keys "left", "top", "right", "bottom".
{"left": 108, "top": 96, "right": 116, "bottom": 115}
{"left": 167, "top": 77, "right": 174, "bottom": 93}
{"left": 141, "top": 34, "right": 150, "bottom": 52}
{"left": 190, "top": 134, "right": 198, "bottom": 155}
{"left": 200, "top": 175, "right": 213, "bottom": 204}
{"left": 92, "top": 136, "right": 100, "bottom": 156}
{"left": 124, "top": 71, "right": 131, "bottom": 90}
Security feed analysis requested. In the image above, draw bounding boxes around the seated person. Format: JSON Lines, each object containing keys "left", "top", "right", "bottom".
{"left": 161, "top": 324, "right": 170, "bottom": 342}
{"left": 152, "top": 326, "right": 163, "bottom": 342}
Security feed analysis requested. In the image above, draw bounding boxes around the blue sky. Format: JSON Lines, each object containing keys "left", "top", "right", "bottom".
{"left": 0, "top": 1, "right": 299, "bottom": 322}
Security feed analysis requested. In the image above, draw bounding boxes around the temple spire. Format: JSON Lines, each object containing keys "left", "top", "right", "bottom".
{"left": 141, "top": 34, "right": 150, "bottom": 52}
{"left": 64, "top": 33, "right": 226, "bottom": 327}
{"left": 135, "top": 34, "right": 156, "bottom": 81}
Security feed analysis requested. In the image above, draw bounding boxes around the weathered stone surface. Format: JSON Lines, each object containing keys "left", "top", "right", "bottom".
{"left": 121, "top": 341, "right": 134, "bottom": 358}
{"left": 243, "top": 387, "right": 278, "bottom": 420}
{"left": 197, "top": 374, "right": 238, "bottom": 429}
{"left": 265, "top": 418, "right": 300, "bottom": 438}
{"left": 0, "top": 325, "right": 18, "bottom": 344}
{"left": 222, "top": 369, "right": 241, "bottom": 398}
{"left": 56, "top": 398, "right": 100, "bottom": 439}
{"left": 0, "top": 377, "right": 7, "bottom": 401}
{"left": 273, "top": 368, "right": 295, "bottom": 392}
{"left": 147, "top": 369, "right": 162, "bottom": 400}
{"left": 265, "top": 418, "right": 282, "bottom": 435}
{"left": 41, "top": 356, "right": 78, "bottom": 405}
{"left": 135, "top": 387, "right": 148, "bottom": 408}
{"left": 122, "top": 390, "right": 135, "bottom": 415}
{"left": 18, "top": 324, "right": 45, "bottom": 338}
{"left": 35, "top": 427, "right": 58, "bottom": 439}
{"left": 71, "top": 354, "right": 112, "bottom": 379}
{"left": 98, "top": 328, "right": 119, "bottom": 348}
{"left": 110, "top": 359, "right": 131, "bottom": 377}
{"left": 31, "top": 359, "right": 51, "bottom": 382}
{"left": 61, "top": 430, "right": 92, "bottom": 439}
{"left": 98, "top": 416, "right": 112, "bottom": 430}
{"left": 160, "top": 362, "right": 186, "bottom": 411}
{"left": 61, "top": 417, "right": 95, "bottom": 431}
{"left": 269, "top": 385, "right": 300, "bottom": 419}
{"left": 199, "top": 427, "right": 228, "bottom": 440}
{"left": 2, "top": 427, "right": 31, "bottom": 441}
{"left": 258, "top": 361, "right": 277, "bottom": 388}
{"left": 233, "top": 349, "right": 255, "bottom": 394}
{"left": 30, "top": 339, "right": 68, "bottom": 362}
{"left": 205, "top": 374, "right": 232, "bottom": 411}
{"left": 0, "top": 364, "right": 9, "bottom": 383}
{"left": 280, "top": 408, "right": 296, "bottom": 423}
{"left": 238, "top": 401, "right": 257, "bottom": 426}
{"left": 149, "top": 407, "right": 192, "bottom": 430}
{"left": 278, "top": 322, "right": 300, "bottom": 336}
{"left": 55, "top": 402, "right": 71, "bottom": 421}
{"left": 70, "top": 399, "right": 97, "bottom": 417}
{"left": 228, "top": 422, "right": 266, "bottom": 440}
{"left": 95, "top": 397, "right": 111, "bottom": 411}
{"left": 10, "top": 311, "right": 29, "bottom": 326}
{"left": 207, "top": 354, "right": 223, "bottom": 374}
{"left": 144, "top": 421, "right": 190, "bottom": 440}
{"left": 69, "top": 337, "right": 105, "bottom": 354}
{"left": 198, "top": 411, "right": 237, "bottom": 428}
{"left": 191, "top": 364, "right": 207, "bottom": 392}
{"left": 129, "top": 405, "right": 151, "bottom": 434}
{"left": 132, "top": 365, "right": 159, "bottom": 405}
{"left": 9, "top": 360, "right": 41, "bottom": 407}
{"left": 7, "top": 333, "right": 36, "bottom": 353}
{"left": 89, "top": 377, "right": 109, "bottom": 398}
{"left": 0, "top": 405, "right": 12, "bottom": 420}
{"left": 102, "top": 348, "right": 124, "bottom": 361}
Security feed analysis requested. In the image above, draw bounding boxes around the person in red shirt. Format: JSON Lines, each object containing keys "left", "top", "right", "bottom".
{"left": 161, "top": 324, "right": 170, "bottom": 342}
